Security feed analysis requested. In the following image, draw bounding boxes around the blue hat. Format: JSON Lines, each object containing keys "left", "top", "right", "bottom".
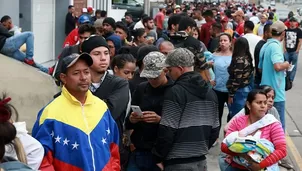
{"left": 78, "top": 15, "right": 91, "bottom": 24}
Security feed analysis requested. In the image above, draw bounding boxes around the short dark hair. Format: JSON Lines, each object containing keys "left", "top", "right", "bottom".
{"left": 100, "top": 10, "right": 107, "bottom": 17}
{"left": 111, "top": 53, "right": 136, "bottom": 70}
{"left": 202, "top": 10, "right": 214, "bottom": 17}
{"left": 168, "top": 14, "right": 182, "bottom": 30}
{"left": 212, "top": 22, "right": 222, "bottom": 31}
{"left": 263, "top": 23, "right": 271, "bottom": 33}
{"left": 136, "top": 45, "right": 158, "bottom": 69}
{"left": 125, "top": 13, "right": 133, "bottom": 18}
{"left": 244, "top": 21, "right": 254, "bottom": 31}
{"left": 95, "top": 10, "right": 102, "bottom": 15}
{"left": 0, "top": 15, "right": 11, "bottom": 23}
{"left": 142, "top": 16, "right": 153, "bottom": 26}
{"left": 78, "top": 24, "right": 96, "bottom": 35}
{"left": 115, "top": 21, "right": 128, "bottom": 33}
{"left": 68, "top": 5, "right": 74, "bottom": 9}
{"left": 166, "top": 9, "right": 173, "bottom": 15}
{"left": 178, "top": 16, "right": 196, "bottom": 31}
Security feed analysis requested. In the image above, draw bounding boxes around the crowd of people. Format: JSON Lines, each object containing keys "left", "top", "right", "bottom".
{"left": 0, "top": 0, "right": 300, "bottom": 170}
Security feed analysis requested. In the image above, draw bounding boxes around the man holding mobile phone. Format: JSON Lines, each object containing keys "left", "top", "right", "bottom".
{"left": 125, "top": 52, "right": 174, "bottom": 171}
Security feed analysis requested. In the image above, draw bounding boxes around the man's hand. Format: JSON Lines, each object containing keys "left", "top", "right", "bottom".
{"left": 156, "top": 163, "right": 164, "bottom": 171}
{"left": 142, "top": 111, "right": 161, "bottom": 123}
{"left": 284, "top": 61, "right": 290, "bottom": 69}
{"left": 129, "top": 112, "right": 144, "bottom": 124}
{"left": 210, "top": 80, "right": 216, "bottom": 86}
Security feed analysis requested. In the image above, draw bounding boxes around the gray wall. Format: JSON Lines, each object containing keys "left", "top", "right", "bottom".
{"left": 0, "top": 0, "right": 20, "bottom": 26}
{"left": 19, "top": 0, "right": 32, "bottom": 31}
{"left": 55, "top": 0, "right": 69, "bottom": 58}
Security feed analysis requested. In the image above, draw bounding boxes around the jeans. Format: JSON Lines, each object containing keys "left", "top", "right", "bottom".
{"left": 165, "top": 159, "right": 207, "bottom": 171}
{"left": 0, "top": 32, "right": 48, "bottom": 73}
{"left": 219, "top": 153, "right": 248, "bottom": 171}
{"left": 228, "top": 85, "right": 252, "bottom": 122}
{"left": 1, "top": 32, "right": 34, "bottom": 61}
{"left": 274, "top": 101, "right": 286, "bottom": 131}
{"left": 127, "top": 150, "right": 160, "bottom": 171}
{"left": 284, "top": 51, "right": 298, "bottom": 82}
{"left": 214, "top": 90, "right": 230, "bottom": 130}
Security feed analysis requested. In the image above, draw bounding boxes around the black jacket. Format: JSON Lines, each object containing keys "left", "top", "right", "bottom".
{"left": 152, "top": 72, "right": 220, "bottom": 165}
{"left": 125, "top": 77, "right": 174, "bottom": 151}
{"left": 254, "top": 40, "right": 266, "bottom": 86}
{"left": 65, "top": 12, "right": 76, "bottom": 35}
{"left": 93, "top": 72, "right": 129, "bottom": 140}
{"left": 0, "top": 24, "right": 12, "bottom": 50}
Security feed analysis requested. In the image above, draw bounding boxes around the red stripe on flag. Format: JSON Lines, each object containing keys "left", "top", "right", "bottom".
{"left": 103, "top": 143, "right": 120, "bottom": 171}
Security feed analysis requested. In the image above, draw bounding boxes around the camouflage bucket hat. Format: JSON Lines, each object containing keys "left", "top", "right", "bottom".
{"left": 140, "top": 52, "right": 166, "bottom": 79}
{"left": 158, "top": 48, "right": 195, "bottom": 68}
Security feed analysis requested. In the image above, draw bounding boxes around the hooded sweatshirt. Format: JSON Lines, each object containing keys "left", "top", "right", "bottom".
{"left": 106, "top": 34, "right": 122, "bottom": 56}
{"left": 152, "top": 72, "right": 220, "bottom": 165}
{"left": 5, "top": 122, "right": 44, "bottom": 170}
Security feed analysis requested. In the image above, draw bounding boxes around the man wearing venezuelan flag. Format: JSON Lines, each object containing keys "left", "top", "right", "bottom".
{"left": 32, "top": 53, "right": 120, "bottom": 171}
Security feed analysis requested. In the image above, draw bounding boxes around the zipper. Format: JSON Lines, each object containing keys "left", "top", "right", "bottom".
{"left": 80, "top": 104, "right": 96, "bottom": 171}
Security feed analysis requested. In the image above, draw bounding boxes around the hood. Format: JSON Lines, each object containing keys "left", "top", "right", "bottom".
{"left": 175, "top": 72, "right": 209, "bottom": 99}
{"left": 13, "top": 122, "right": 28, "bottom": 137}
{"left": 106, "top": 34, "right": 122, "bottom": 54}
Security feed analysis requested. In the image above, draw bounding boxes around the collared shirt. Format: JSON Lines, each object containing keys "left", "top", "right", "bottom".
{"left": 90, "top": 71, "right": 108, "bottom": 93}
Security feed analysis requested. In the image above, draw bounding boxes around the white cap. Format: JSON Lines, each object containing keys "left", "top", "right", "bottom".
{"left": 82, "top": 8, "right": 88, "bottom": 13}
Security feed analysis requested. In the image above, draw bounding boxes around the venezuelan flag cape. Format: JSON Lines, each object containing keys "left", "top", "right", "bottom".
{"left": 32, "top": 87, "right": 120, "bottom": 171}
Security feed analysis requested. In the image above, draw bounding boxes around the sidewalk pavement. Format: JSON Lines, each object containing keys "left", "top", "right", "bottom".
{"left": 207, "top": 108, "right": 293, "bottom": 171}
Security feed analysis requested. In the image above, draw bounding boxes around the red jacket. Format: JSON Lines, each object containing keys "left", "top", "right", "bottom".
{"left": 63, "top": 28, "right": 79, "bottom": 48}
{"left": 200, "top": 20, "right": 215, "bottom": 48}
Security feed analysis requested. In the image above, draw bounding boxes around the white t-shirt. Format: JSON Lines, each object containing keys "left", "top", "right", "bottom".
{"left": 249, "top": 16, "right": 260, "bottom": 25}
{"left": 242, "top": 33, "right": 262, "bottom": 66}
{"left": 133, "top": 20, "right": 145, "bottom": 30}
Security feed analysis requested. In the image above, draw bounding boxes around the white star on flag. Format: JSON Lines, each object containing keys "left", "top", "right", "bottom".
{"left": 102, "top": 137, "right": 107, "bottom": 145}
{"left": 50, "top": 131, "right": 54, "bottom": 137}
{"left": 106, "top": 128, "right": 110, "bottom": 135}
{"left": 72, "top": 142, "right": 79, "bottom": 150}
{"left": 55, "top": 135, "right": 61, "bottom": 143}
{"left": 63, "top": 138, "right": 70, "bottom": 146}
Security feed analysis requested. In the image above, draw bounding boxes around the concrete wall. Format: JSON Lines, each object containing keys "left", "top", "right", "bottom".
{"left": 0, "top": 0, "right": 20, "bottom": 26}
{"left": 0, "top": 55, "right": 59, "bottom": 131}
{"left": 19, "top": 0, "right": 33, "bottom": 31}
{"left": 32, "top": 0, "right": 55, "bottom": 64}
{"left": 55, "top": 0, "right": 70, "bottom": 58}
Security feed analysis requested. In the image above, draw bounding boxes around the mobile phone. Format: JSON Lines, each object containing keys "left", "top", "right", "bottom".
{"left": 131, "top": 105, "right": 143, "bottom": 116}
{"left": 288, "top": 65, "right": 295, "bottom": 72}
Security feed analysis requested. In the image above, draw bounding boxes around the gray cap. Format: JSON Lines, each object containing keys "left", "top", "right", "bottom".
{"left": 160, "top": 48, "right": 195, "bottom": 67}
{"left": 140, "top": 52, "right": 166, "bottom": 79}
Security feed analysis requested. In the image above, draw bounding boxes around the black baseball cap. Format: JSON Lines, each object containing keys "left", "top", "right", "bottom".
{"left": 61, "top": 53, "right": 93, "bottom": 74}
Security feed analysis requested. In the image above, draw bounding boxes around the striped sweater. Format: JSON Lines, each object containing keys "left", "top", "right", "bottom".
{"left": 221, "top": 115, "right": 286, "bottom": 169}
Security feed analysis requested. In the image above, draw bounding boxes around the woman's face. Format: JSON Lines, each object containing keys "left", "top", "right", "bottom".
{"left": 107, "top": 40, "right": 115, "bottom": 58}
{"left": 192, "top": 29, "right": 199, "bottom": 39}
{"left": 248, "top": 94, "right": 268, "bottom": 119}
{"left": 114, "top": 62, "right": 136, "bottom": 80}
{"left": 219, "top": 35, "right": 231, "bottom": 51}
{"left": 138, "top": 33, "right": 147, "bottom": 44}
{"left": 266, "top": 90, "right": 275, "bottom": 109}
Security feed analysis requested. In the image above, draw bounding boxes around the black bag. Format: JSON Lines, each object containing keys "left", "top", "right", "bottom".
{"left": 285, "top": 71, "right": 292, "bottom": 91}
